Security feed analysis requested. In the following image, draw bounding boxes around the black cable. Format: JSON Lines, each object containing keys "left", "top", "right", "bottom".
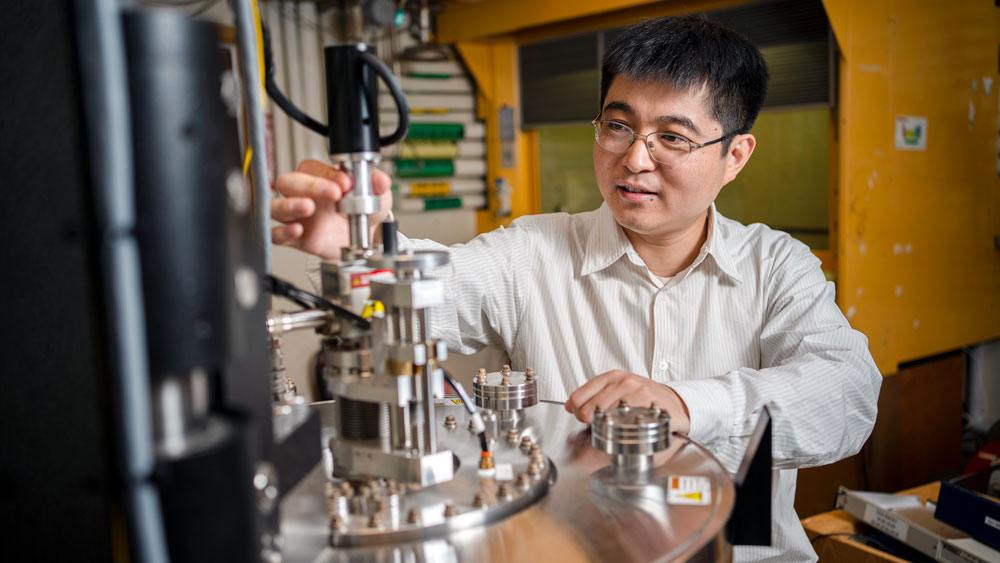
{"left": 261, "top": 25, "right": 329, "bottom": 135}
{"left": 358, "top": 50, "right": 410, "bottom": 146}
{"left": 442, "top": 368, "right": 488, "bottom": 453}
{"left": 263, "top": 274, "right": 371, "bottom": 330}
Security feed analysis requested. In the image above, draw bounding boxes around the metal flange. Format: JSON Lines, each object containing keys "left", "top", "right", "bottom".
{"left": 591, "top": 400, "right": 671, "bottom": 470}
{"left": 472, "top": 366, "right": 538, "bottom": 412}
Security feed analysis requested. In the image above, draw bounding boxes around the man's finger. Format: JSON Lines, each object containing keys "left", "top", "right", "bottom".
{"left": 566, "top": 370, "right": 624, "bottom": 414}
{"left": 371, "top": 168, "right": 392, "bottom": 195}
{"left": 299, "top": 159, "right": 355, "bottom": 191}
{"left": 271, "top": 223, "right": 303, "bottom": 246}
{"left": 275, "top": 171, "right": 343, "bottom": 201}
{"left": 271, "top": 197, "right": 316, "bottom": 223}
{"left": 577, "top": 378, "right": 642, "bottom": 423}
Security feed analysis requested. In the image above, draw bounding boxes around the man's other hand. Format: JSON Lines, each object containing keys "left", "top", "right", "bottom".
{"left": 565, "top": 370, "right": 691, "bottom": 434}
{"left": 270, "top": 159, "right": 393, "bottom": 260}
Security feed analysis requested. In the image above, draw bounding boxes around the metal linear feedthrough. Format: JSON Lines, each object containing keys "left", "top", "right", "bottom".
{"left": 473, "top": 365, "right": 539, "bottom": 433}
{"left": 591, "top": 399, "right": 672, "bottom": 474}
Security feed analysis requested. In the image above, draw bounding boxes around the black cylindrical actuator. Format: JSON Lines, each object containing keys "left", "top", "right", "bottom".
{"left": 325, "top": 44, "right": 380, "bottom": 155}
{"left": 124, "top": 12, "right": 233, "bottom": 378}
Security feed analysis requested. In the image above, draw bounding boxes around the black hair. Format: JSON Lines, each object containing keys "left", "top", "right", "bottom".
{"left": 600, "top": 15, "right": 769, "bottom": 150}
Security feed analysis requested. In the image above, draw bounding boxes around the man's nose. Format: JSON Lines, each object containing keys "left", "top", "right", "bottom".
{"left": 622, "top": 137, "right": 657, "bottom": 173}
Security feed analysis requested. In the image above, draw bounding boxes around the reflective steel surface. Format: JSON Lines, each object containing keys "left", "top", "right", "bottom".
{"left": 282, "top": 401, "right": 734, "bottom": 562}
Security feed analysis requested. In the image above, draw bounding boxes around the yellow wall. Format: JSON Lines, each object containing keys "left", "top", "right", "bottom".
{"left": 825, "top": 0, "right": 1000, "bottom": 373}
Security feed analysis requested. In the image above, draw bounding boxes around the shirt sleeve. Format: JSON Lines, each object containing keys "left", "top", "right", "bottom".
{"left": 396, "top": 220, "right": 535, "bottom": 357}
{"left": 667, "top": 241, "right": 883, "bottom": 470}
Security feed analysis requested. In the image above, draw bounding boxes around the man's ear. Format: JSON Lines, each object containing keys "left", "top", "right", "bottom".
{"left": 722, "top": 134, "right": 756, "bottom": 185}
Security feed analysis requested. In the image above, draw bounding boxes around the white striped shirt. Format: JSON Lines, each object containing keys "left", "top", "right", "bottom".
{"left": 397, "top": 202, "right": 882, "bottom": 562}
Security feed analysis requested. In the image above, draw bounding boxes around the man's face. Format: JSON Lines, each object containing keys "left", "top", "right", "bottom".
{"left": 593, "top": 76, "right": 739, "bottom": 240}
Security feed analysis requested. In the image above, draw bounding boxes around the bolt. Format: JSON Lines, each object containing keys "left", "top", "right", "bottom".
{"left": 443, "top": 503, "right": 458, "bottom": 517}
{"left": 407, "top": 508, "right": 421, "bottom": 524}
{"left": 468, "top": 419, "right": 476, "bottom": 430}
{"left": 498, "top": 484, "right": 513, "bottom": 499}
{"left": 528, "top": 462, "right": 542, "bottom": 477}
{"left": 525, "top": 367, "right": 535, "bottom": 382}
{"left": 473, "top": 493, "right": 487, "bottom": 508}
{"left": 501, "top": 364, "right": 511, "bottom": 374}
{"left": 339, "top": 482, "right": 354, "bottom": 496}
{"left": 529, "top": 443, "right": 541, "bottom": 455}
{"left": 501, "top": 373, "right": 511, "bottom": 386}
{"left": 531, "top": 453, "right": 545, "bottom": 465}
{"left": 659, "top": 410, "right": 670, "bottom": 421}
{"left": 444, "top": 415, "right": 457, "bottom": 429}
{"left": 506, "top": 428, "right": 519, "bottom": 442}
{"left": 516, "top": 473, "right": 532, "bottom": 489}
{"left": 618, "top": 399, "right": 630, "bottom": 413}
{"left": 368, "top": 514, "right": 381, "bottom": 528}
{"left": 594, "top": 405, "right": 603, "bottom": 416}
{"left": 476, "top": 368, "right": 487, "bottom": 384}
{"left": 520, "top": 436, "right": 532, "bottom": 450}
{"left": 330, "top": 514, "right": 346, "bottom": 532}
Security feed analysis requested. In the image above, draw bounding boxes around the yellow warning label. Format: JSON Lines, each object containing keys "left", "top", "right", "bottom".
{"left": 411, "top": 182, "right": 451, "bottom": 197}
{"left": 668, "top": 475, "right": 711, "bottom": 505}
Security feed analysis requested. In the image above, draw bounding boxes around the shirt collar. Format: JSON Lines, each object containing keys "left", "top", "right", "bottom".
{"left": 580, "top": 202, "right": 743, "bottom": 284}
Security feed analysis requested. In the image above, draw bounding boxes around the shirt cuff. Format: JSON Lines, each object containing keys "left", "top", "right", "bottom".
{"left": 666, "top": 378, "right": 734, "bottom": 446}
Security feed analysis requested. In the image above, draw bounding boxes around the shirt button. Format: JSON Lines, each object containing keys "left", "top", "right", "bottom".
{"left": 658, "top": 361, "right": 668, "bottom": 371}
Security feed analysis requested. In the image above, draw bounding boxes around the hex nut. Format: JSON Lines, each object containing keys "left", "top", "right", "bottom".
{"left": 443, "top": 503, "right": 458, "bottom": 517}
{"left": 407, "top": 508, "right": 421, "bottom": 524}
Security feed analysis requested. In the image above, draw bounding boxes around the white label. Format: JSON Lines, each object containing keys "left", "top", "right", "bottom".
{"left": 495, "top": 463, "right": 513, "bottom": 481}
{"left": 985, "top": 516, "right": 1000, "bottom": 531}
{"left": 863, "top": 505, "right": 909, "bottom": 541}
{"left": 895, "top": 115, "right": 928, "bottom": 151}
{"left": 668, "top": 475, "right": 711, "bottom": 505}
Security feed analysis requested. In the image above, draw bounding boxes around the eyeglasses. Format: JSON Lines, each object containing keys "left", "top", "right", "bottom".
{"left": 591, "top": 118, "right": 731, "bottom": 167}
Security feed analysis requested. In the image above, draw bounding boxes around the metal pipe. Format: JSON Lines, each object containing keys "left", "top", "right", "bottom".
{"left": 266, "top": 309, "right": 331, "bottom": 336}
{"left": 232, "top": 0, "right": 273, "bottom": 273}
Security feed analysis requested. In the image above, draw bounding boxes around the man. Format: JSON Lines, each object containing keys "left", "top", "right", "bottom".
{"left": 271, "top": 15, "right": 881, "bottom": 562}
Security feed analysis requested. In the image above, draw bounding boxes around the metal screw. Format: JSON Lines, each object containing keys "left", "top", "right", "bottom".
{"left": 528, "top": 462, "right": 542, "bottom": 477}
{"left": 339, "top": 482, "right": 354, "bottom": 496}
{"left": 501, "top": 373, "right": 511, "bottom": 386}
{"left": 531, "top": 453, "right": 545, "bottom": 465}
{"left": 525, "top": 367, "right": 535, "bottom": 382}
{"left": 476, "top": 368, "right": 487, "bottom": 384}
{"left": 520, "top": 436, "right": 532, "bottom": 450}
{"left": 330, "top": 514, "right": 346, "bottom": 532}
{"left": 407, "top": 508, "right": 421, "bottom": 524}
{"left": 618, "top": 399, "right": 630, "bottom": 412}
{"left": 444, "top": 415, "right": 457, "bottom": 429}
{"left": 593, "top": 405, "right": 603, "bottom": 419}
{"left": 529, "top": 443, "right": 541, "bottom": 455}
{"left": 506, "top": 428, "right": 519, "bottom": 442}
{"left": 648, "top": 402, "right": 661, "bottom": 417}
{"left": 468, "top": 419, "right": 476, "bottom": 430}
{"left": 498, "top": 483, "right": 513, "bottom": 499}
{"left": 501, "top": 364, "right": 511, "bottom": 374}
{"left": 659, "top": 410, "right": 670, "bottom": 421}
{"left": 443, "top": 503, "right": 458, "bottom": 517}
{"left": 367, "top": 514, "right": 381, "bottom": 528}
{"left": 473, "top": 493, "right": 487, "bottom": 508}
